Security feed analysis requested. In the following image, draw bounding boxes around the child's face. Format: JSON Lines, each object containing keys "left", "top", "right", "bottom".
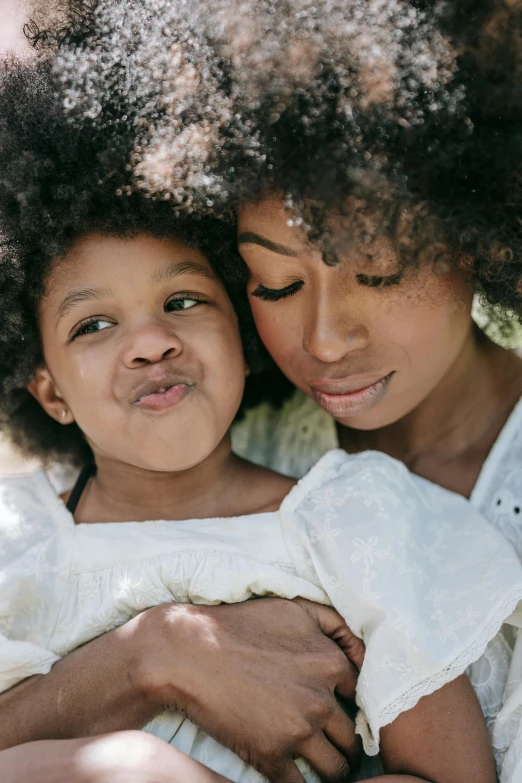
{"left": 31, "top": 232, "right": 246, "bottom": 471}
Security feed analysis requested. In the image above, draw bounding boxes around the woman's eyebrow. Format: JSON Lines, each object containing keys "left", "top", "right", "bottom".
{"left": 237, "top": 232, "right": 297, "bottom": 257}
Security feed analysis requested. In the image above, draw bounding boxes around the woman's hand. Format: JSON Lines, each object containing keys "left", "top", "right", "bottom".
{"left": 0, "top": 597, "right": 363, "bottom": 783}
{"left": 142, "top": 597, "right": 363, "bottom": 783}
{"left": 0, "top": 732, "right": 232, "bottom": 783}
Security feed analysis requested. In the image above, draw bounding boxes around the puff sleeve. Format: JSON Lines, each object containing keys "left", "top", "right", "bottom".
{"left": 280, "top": 450, "right": 522, "bottom": 755}
{"left": 0, "top": 472, "right": 72, "bottom": 692}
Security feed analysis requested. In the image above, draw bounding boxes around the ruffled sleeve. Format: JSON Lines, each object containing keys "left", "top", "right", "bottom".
{"left": 280, "top": 449, "right": 522, "bottom": 756}
{"left": 0, "top": 472, "right": 72, "bottom": 692}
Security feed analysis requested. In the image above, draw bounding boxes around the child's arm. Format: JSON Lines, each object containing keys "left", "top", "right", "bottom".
{"left": 359, "top": 675, "right": 496, "bottom": 783}
{"left": 0, "top": 731, "right": 232, "bottom": 783}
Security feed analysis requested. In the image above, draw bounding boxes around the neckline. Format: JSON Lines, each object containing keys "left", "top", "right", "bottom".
{"left": 333, "top": 395, "right": 522, "bottom": 507}
{"left": 34, "top": 451, "right": 343, "bottom": 530}
{"left": 470, "top": 394, "right": 522, "bottom": 508}
{"left": 36, "top": 468, "right": 282, "bottom": 529}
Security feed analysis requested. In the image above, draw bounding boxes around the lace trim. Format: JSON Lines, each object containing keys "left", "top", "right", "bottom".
{"left": 356, "top": 587, "right": 522, "bottom": 756}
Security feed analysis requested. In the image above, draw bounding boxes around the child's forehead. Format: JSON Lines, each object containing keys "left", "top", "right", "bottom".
{"left": 47, "top": 231, "right": 216, "bottom": 289}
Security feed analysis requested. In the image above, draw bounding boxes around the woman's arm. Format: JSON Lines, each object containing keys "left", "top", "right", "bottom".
{"left": 373, "top": 675, "right": 495, "bottom": 783}
{"left": 0, "top": 598, "right": 362, "bottom": 783}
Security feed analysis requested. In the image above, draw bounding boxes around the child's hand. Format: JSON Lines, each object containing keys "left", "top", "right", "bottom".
{"left": 140, "top": 597, "right": 362, "bottom": 783}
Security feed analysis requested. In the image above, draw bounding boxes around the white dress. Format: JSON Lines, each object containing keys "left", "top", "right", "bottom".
{"left": 233, "top": 391, "right": 522, "bottom": 782}
{"left": 2, "top": 449, "right": 522, "bottom": 782}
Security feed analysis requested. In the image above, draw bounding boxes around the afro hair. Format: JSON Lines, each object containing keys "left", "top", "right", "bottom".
{"left": 25, "top": 0, "right": 522, "bottom": 329}
{"left": 0, "top": 56, "right": 276, "bottom": 466}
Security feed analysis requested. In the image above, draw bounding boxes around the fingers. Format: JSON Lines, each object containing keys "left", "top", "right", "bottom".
{"left": 293, "top": 598, "right": 347, "bottom": 637}
{"left": 324, "top": 707, "right": 362, "bottom": 769}
{"left": 269, "top": 760, "right": 306, "bottom": 783}
{"left": 330, "top": 626, "right": 365, "bottom": 672}
{"left": 332, "top": 656, "right": 359, "bottom": 702}
{"left": 298, "top": 732, "right": 352, "bottom": 783}
{"left": 293, "top": 598, "right": 365, "bottom": 672}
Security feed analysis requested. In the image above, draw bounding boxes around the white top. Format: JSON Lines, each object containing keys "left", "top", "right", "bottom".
{"left": 2, "top": 448, "right": 522, "bottom": 783}
{"left": 233, "top": 391, "right": 522, "bottom": 782}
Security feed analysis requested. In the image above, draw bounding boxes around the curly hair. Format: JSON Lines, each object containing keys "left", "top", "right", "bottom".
{"left": 0, "top": 57, "right": 275, "bottom": 466}
{"left": 26, "top": 0, "right": 522, "bottom": 328}
{"left": 4, "top": 0, "right": 522, "bottom": 462}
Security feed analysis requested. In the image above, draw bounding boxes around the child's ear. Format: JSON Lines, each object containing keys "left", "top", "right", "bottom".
{"left": 27, "top": 367, "right": 74, "bottom": 424}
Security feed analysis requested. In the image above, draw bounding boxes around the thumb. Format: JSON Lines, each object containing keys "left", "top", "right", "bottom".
{"left": 293, "top": 598, "right": 365, "bottom": 672}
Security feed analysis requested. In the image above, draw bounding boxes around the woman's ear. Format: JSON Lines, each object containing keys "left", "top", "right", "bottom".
{"left": 27, "top": 367, "right": 74, "bottom": 424}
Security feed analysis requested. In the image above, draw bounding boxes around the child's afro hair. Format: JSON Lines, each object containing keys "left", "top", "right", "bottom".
{"left": 0, "top": 57, "right": 274, "bottom": 467}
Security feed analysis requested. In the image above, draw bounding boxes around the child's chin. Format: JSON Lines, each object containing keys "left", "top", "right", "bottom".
{"left": 134, "top": 451, "right": 212, "bottom": 474}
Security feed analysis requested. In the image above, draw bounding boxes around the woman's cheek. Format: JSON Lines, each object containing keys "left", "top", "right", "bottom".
{"left": 250, "top": 301, "right": 296, "bottom": 361}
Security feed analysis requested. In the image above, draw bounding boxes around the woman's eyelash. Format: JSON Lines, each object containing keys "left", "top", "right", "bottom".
{"left": 356, "top": 272, "right": 403, "bottom": 288}
{"left": 251, "top": 281, "right": 304, "bottom": 302}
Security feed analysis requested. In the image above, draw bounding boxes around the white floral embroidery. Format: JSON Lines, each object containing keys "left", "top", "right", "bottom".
{"left": 3, "top": 435, "right": 522, "bottom": 782}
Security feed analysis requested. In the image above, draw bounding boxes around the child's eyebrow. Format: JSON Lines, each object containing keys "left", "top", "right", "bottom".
{"left": 56, "top": 286, "right": 114, "bottom": 325}
{"left": 55, "top": 261, "right": 217, "bottom": 325}
{"left": 151, "top": 259, "right": 217, "bottom": 285}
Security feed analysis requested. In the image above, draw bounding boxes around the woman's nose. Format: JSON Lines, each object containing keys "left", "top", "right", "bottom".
{"left": 303, "top": 302, "right": 370, "bottom": 363}
{"left": 122, "top": 323, "right": 182, "bottom": 368}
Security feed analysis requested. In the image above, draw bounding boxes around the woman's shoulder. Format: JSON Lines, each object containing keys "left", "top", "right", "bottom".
{"left": 231, "top": 389, "right": 338, "bottom": 478}
{"left": 280, "top": 447, "right": 519, "bottom": 579}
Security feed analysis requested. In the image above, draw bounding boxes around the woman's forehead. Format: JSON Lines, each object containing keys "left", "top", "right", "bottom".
{"left": 237, "top": 198, "right": 401, "bottom": 271}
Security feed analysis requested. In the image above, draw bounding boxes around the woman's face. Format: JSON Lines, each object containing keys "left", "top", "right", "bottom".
{"left": 238, "top": 197, "right": 475, "bottom": 430}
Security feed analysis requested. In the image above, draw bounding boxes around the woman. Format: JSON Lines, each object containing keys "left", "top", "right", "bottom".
{"left": 2, "top": 0, "right": 522, "bottom": 781}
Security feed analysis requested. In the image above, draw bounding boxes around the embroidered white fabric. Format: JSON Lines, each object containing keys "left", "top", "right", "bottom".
{"left": 2, "top": 447, "right": 522, "bottom": 782}
{"left": 233, "top": 390, "right": 522, "bottom": 782}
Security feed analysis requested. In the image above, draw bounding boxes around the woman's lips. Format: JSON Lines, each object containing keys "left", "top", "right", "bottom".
{"left": 134, "top": 383, "right": 191, "bottom": 411}
{"left": 310, "top": 372, "right": 394, "bottom": 418}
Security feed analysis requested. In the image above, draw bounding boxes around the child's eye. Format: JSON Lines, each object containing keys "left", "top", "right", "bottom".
{"left": 165, "top": 296, "right": 204, "bottom": 312}
{"left": 71, "top": 318, "right": 113, "bottom": 339}
{"left": 251, "top": 281, "right": 304, "bottom": 302}
{"left": 356, "top": 272, "right": 403, "bottom": 288}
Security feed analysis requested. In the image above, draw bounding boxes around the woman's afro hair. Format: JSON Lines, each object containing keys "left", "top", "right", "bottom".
{"left": 28, "top": 0, "right": 522, "bottom": 328}
{"left": 0, "top": 57, "right": 273, "bottom": 466}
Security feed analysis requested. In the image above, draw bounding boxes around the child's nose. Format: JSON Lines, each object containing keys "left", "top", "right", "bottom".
{"left": 122, "top": 323, "right": 183, "bottom": 368}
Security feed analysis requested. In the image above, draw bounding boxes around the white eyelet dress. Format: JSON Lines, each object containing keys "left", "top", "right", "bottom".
{"left": 2, "top": 445, "right": 522, "bottom": 782}
{"left": 233, "top": 391, "right": 522, "bottom": 782}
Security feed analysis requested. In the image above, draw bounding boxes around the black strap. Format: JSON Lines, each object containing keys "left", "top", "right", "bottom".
{"left": 66, "top": 463, "right": 96, "bottom": 514}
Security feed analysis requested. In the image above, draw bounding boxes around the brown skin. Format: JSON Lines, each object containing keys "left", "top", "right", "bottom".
{"left": 30, "top": 232, "right": 290, "bottom": 521}
{"left": 0, "top": 731, "right": 232, "bottom": 783}
{"left": 5, "top": 232, "right": 361, "bottom": 781}
{"left": 237, "top": 196, "right": 522, "bottom": 498}
{"left": 0, "top": 230, "right": 497, "bottom": 782}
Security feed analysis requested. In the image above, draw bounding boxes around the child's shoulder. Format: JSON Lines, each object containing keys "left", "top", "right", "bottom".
{"left": 280, "top": 447, "right": 482, "bottom": 536}
{"left": 283, "top": 448, "right": 423, "bottom": 507}
{"left": 231, "top": 458, "right": 297, "bottom": 514}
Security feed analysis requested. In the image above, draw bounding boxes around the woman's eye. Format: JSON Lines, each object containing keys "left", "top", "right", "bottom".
{"left": 356, "top": 272, "right": 403, "bottom": 288}
{"left": 165, "top": 297, "right": 203, "bottom": 312}
{"left": 251, "top": 281, "right": 304, "bottom": 302}
{"left": 72, "top": 318, "right": 113, "bottom": 339}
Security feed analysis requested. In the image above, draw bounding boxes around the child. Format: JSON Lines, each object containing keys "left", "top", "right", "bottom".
{"left": 1, "top": 60, "right": 522, "bottom": 783}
